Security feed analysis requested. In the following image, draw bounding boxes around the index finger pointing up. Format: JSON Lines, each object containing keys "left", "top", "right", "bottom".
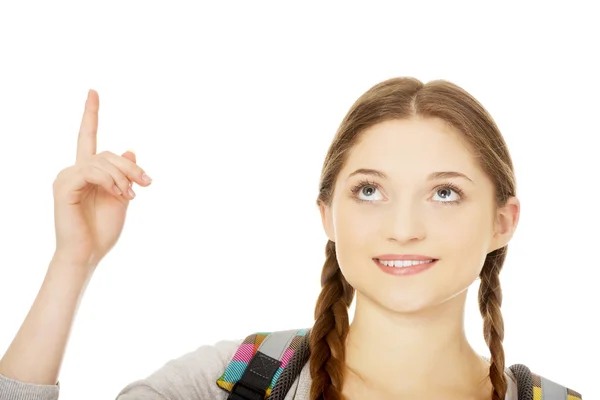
{"left": 76, "top": 89, "right": 99, "bottom": 162}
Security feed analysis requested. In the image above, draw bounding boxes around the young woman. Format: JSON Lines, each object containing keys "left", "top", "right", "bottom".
{"left": 0, "top": 78, "right": 580, "bottom": 399}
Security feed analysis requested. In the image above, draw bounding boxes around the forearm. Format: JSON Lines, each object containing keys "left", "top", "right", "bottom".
{"left": 0, "top": 258, "right": 93, "bottom": 385}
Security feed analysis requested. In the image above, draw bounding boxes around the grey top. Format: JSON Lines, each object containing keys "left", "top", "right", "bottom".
{"left": 0, "top": 339, "right": 518, "bottom": 399}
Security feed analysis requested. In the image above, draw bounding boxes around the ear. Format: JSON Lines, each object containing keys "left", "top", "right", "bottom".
{"left": 488, "top": 196, "right": 520, "bottom": 252}
{"left": 319, "top": 202, "right": 335, "bottom": 242}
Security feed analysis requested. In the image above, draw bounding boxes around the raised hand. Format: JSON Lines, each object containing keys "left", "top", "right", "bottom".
{"left": 51, "top": 89, "right": 152, "bottom": 268}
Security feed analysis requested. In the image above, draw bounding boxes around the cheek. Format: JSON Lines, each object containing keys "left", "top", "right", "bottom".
{"left": 331, "top": 202, "right": 380, "bottom": 273}
{"left": 334, "top": 216, "right": 365, "bottom": 248}
{"left": 431, "top": 206, "right": 494, "bottom": 267}
{"left": 332, "top": 201, "right": 386, "bottom": 246}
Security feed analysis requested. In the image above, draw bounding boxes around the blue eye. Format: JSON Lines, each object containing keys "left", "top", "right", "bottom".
{"left": 350, "top": 180, "right": 465, "bottom": 205}
{"left": 350, "top": 179, "right": 384, "bottom": 203}
{"left": 358, "top": 185, "right": 383, "bottom": 201}
{"left": 432, "top": 184, "right": 464, "bottom": 204}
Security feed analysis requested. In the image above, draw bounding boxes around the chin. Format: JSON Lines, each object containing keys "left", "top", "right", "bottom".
{"left": 346, "top": 259, "right": 478, "bottom": 316}
{"left": 379, "top": 291, "right": 440, "bottom": 314}
{"left": 356, "top": 282, "right": 463, "bottom": 316}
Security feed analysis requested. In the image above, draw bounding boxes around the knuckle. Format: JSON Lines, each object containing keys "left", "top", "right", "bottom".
{"left": 97, "top": 150, "right": 113, "bottom": 158}
{"left": 105, "top": 175, "right": 116, "bottom": 187}
{"left": 97, "top": 170, "right": 112, "bottom": 186}
{"left": 79, "top": 164, "right": 95, "bottom": 175}
{"left": 121, "top": 161, "right": 141, "bottom": 179}
{"left": 52, "top": 172, "right": 65, "bottom": 191}
{"left": 132, "top": 165, "right": 145, "bottom": 178}
{"left": 53, "top": 167, "right": 69, "bottom": 183}
{"left": 78, "top": 164, "right": 101, "bottom": 183}
{"left": 115, "top": 175, "right": 130, "bottom": 188}
{"left": 53, "top": 166, "right": 73, "bottom": 187}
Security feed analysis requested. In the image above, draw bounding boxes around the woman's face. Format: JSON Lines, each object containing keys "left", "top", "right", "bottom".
{"left": 320, "top": 117, "right": 519, "bottom": 313}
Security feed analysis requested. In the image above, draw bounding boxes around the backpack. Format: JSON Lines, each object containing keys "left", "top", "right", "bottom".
{"left": 215, "top": 328, "right": 581, "bottom": 400}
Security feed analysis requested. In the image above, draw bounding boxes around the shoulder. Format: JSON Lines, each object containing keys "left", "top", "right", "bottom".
{"left": 117, "top": 339, "right": 241, "bottom": 399}
{"left": 118, "top": 328, "right": 311, "bottom": 400}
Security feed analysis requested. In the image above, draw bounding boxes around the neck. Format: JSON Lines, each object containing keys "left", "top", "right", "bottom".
{"left": 343, "top": 290, "right": 491, "bottom": 396}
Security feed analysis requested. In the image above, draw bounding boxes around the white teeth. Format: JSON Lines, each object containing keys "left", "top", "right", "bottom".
{"left": 378, "top": 259, "right": 434, "bottom": 268}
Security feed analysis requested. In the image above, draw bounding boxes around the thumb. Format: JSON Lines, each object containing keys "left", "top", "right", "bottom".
{"left": 122, "top": 150, "right": 137, "bottom": 163}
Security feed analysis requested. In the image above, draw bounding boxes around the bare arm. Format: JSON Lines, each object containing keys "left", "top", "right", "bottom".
{"left": 0, "top": 258, "right": 92, "bottom": 385}
{"left": 0, "top": 90, "right": 148, "bottom": 388}
{"left": 0, "top": 90, "right": 153, "bottom": 399}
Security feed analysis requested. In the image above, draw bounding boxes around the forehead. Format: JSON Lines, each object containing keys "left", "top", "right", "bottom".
{"left": 342, "top": 118, "right": 481, "bottom": 179}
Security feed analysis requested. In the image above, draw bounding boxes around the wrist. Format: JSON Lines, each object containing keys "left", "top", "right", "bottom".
{"left": 48, "top": 254, "right": 96, "bottom": 283}
{"left": 51, "top": 251, "right": 98, "bottom": 269}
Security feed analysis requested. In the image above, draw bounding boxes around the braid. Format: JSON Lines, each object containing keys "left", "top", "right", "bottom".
{"left": 309, "top": 240, "right": 354, "bottom": 400}
{"left": 478, "top": 247, "right": 508, "bottom": 400}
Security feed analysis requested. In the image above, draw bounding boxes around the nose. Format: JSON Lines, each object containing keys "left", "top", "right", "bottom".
{"left": 383, "top": 200, "right": 426, "bottom": 243}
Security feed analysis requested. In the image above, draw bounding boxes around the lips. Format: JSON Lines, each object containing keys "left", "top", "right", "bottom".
{"left": 377, "top": 259, "right": 434, "bottom": 268}
{"left": 373, "top": 255, "right": 439, "bottom": 276}
{"left": 374, "top": 254, "right": 438, "bottom": 261}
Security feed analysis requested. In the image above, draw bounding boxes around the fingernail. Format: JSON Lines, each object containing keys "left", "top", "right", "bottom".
{"left": 128, "top": 187, "right": 136, "bottom": 198}
{"left": 113, "top": 185, "right": 122, "bottom": 195}
{"left": 141, "top": 173, "right": 152, "bottom": 183}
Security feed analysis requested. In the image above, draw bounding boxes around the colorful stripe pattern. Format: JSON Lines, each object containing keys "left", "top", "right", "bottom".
{"left": 216, "top": 329, "right": 309, "bottom": 398}
{"left": 217, "top": 330, "right": 582, "bottom": 399}
{"left": 531, "top": 372, "right": 582, "bottom": 400}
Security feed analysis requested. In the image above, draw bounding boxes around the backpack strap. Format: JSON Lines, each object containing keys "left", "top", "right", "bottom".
{"left": 216, "top": 328, "right": 311, "bottom": 400}
{"left": 509, "top": 364, "right": 582, "bottom": 399}
{"left": 217, "top": 341, "right": 583, "bottom": 400}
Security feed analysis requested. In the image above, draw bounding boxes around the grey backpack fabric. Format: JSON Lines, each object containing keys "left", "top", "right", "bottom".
{"left": 217, "top": 329, "right": 581, "bottom": 400}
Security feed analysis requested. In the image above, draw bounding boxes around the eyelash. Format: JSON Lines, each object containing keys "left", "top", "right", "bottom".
{"left": 350, "top": 179, "right": 465, "bottom": 205}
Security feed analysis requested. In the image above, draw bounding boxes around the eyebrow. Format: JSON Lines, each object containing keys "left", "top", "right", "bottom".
{"left": 347, "top": 168, "right": 474, "bottom": 183}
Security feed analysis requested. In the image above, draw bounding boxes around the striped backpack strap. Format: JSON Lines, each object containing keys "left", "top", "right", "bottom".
{"left": 216, "top": 328, "right": 311, "bottom": 400}
{"left": 509, "top": 364, "right": 582, "bottom": 399}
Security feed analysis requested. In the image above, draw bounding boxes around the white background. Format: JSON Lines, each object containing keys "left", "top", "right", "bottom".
{"left": 0, "top": 1, "right": 597, "bottom": 399}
